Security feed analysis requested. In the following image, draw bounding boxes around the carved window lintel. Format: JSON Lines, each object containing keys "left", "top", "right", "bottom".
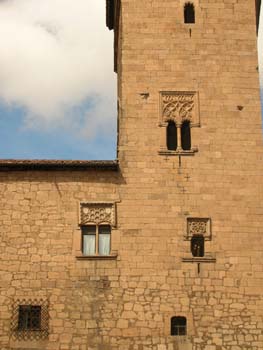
{"left": 159, "top": 91, "right": 200, "bottom": 154}
{"left": 79, "top": 202, "right": 116, "bottom": 227}
{"left": 75, "top": 202, "right": 117, "bottom": 259}
{"left": 160, "top": 91, "right": 200, "bottom": 125}
{"left": 185, "top": 217, "right": 211, "bottom": 241}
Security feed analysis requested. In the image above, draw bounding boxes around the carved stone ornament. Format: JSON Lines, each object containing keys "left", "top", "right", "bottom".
{"left": 80, "top": 203, "right": 115, "bottom": 226}
{"left": 186, "top": 218, "right": 211, "bottom": 240}
{"left": 160, "top": 91, "right": 199, "bottom": 125}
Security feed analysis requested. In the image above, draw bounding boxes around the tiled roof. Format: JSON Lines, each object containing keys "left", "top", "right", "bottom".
{"left": 0, "top": 159, "right": 118, "bottom": 171}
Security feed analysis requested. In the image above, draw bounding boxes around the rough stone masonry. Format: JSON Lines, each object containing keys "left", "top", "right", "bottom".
{"left": 0, "top": 0, "right": 263, "bottom": 349}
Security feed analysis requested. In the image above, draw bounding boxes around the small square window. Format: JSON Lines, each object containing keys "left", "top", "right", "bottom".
{"left": 171, "top": 316, "right": 187, "bottom": 336}
{"left": 18, "top": 305, "right": 41, "bottom": 330}
{"left": 11, "top": 299, "right": 49, "bottom": 340}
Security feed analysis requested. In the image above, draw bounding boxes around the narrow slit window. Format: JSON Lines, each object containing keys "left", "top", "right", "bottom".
{"left": 181, "top": 121, "right": 191, "bottom": 150}
{"left": 191, "top": 235, "right": 204, "bottom": 257}
{"left": 167, "top": 121, "right": 177, "bottom": 151}
{"left": 171, "top": 316, "right": 187, "bottom": 336}
{"left": 184, "top": 3, "right": 195, "bottom": 24}
{"left": 99, "top": 225, "right": 111, "bottom": 255}
{"left": 82, "top": 226, "right": 96, "bottom": 255}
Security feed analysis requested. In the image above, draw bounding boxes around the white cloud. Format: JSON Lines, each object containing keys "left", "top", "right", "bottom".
{"left": 0, "top": 0, "right": 116, "bottom": 137}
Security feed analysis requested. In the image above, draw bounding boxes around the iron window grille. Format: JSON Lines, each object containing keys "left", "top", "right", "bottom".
{"left": 11, "top": 299, "right": 49, "bottom": 340}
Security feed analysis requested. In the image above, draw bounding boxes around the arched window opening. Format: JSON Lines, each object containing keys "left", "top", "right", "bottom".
{"left": 171, "top": 316, "right": 187, "bottom": 336}
{"left": 167, "top": 121, "right": 177, "bottom": 151}
{"left": 191, "top": 235, "right": 204, "bottom": 257}
{"left": 184, "top": 2, "right": 195, "bottom": 24}
{"left": 181, "top": 121, "right": 191, "bottom": 150}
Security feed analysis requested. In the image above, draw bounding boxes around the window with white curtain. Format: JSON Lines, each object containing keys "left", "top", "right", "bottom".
{"left": 82, "top": 225, "right": 111, "bottom": 256}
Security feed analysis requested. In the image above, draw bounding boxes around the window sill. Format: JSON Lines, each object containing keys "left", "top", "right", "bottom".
{"left": 10, "top": 339, "right": 49, "bottom": 348}
{"left": 76, "top": 253, "right": 118, "bottom": 260}
{"left": 184, "top": 236, "right": 211, "bottom": 242}
{"left": 181, "top": 256, "right": 216, "bottom": 263}
{"left": 158, "top": 147, "right": 198, "bottom": 156}
{"left": 170, "top": 335, "right": 189, "bottom": 341}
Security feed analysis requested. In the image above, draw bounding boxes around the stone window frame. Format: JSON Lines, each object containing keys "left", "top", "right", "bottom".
{"left": 75, "top": 201, "right": 118, "bottom": 260}
{"left": 81, "top": 224, "right": 112, "bottom": 256}
{"left": 158, "top": 91, "right": 200, "bottom": 156}
{"left": 11, "top": 299, "right": 49, "bottom": 341}
{"left": 164, "top": 312, "right": 193, "bottom": 340}
{"left": 185, "top": 217, "right": 211, "bottom": 241}
{"left": 182, "top": 217, "right": 216, "bottom": 263}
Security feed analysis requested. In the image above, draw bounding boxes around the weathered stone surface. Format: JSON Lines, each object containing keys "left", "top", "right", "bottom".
{"left": 0, "top": 0, "right": 263, "bottom": 349}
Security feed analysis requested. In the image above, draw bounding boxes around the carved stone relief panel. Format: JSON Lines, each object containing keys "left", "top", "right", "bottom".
{"left": 186, "top": 217, "right": 211, "bottom": 240}
{"left": 160, "top": 91, "right": 200, "bottom": 126}
{"left": 80, "top": 202, "right": 116, "bottom": 226}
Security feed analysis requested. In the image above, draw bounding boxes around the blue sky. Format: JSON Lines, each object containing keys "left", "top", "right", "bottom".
{"left": 0, "top": 103, "right": 115, "bottom": 160}
{"left": 0, "top": 1, "right": 262, "bottom": 160}
{"left": 0, "top": 0, "right": 116, "bottom": 160}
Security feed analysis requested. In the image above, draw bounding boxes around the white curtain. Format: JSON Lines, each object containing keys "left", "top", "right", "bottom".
{"left": 99, "top": 234, "right": 110, "bottom": 255}
{"left": 83, "top": 235, "right": 95, "bottom": 255}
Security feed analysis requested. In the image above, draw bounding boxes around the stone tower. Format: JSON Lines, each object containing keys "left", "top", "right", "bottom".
{"left": 106, "top": 0, "right": 263, "bottom": 348}
{"left": 0, "top": 1, "right": 262, "bottom": 350}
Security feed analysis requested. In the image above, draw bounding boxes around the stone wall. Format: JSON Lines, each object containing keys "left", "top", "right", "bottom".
{"left": 116, "top": 0, "right": 263, "bottom": 348}
{"left": 0, "top": 0, "right": 263, "bottom": 349}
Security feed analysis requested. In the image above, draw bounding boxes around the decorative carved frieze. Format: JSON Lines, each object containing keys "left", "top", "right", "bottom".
{"left": 160, "top": 91, "right": 199, "bottom": 126}
{"left": 188, "top": 219, "right": 207, "bottom": 235}
{"left": 80, "top": 203, "right": 116, "bottom": 226}
{"left": 186, "top": 217, "right": 211, "bottom": 240}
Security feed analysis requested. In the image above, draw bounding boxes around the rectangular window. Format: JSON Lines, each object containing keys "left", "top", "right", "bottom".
{"left": 171, "top": 316, "right": 187, "bottom": 336}
{"left": 191, "top": 235, "right": 205, "bottom": 257}
{"left": 82, "top": 226, "right": 96, "bottom": 255}
{"left": 81, "top": 225, "right": 111, "bottom": 256}
{"left": 99, "top": 225, "right": 111, "bottom": 255}
{"left": 18, "top": 305, "right": 41, "bottom": 330}
{"left": 11, "top": 299, "right": 49, "bottom": 340}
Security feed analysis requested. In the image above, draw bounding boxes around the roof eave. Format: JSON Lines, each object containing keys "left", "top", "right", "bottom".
{"left": 0, "top": 159, "right": 119, "bottom": 171}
